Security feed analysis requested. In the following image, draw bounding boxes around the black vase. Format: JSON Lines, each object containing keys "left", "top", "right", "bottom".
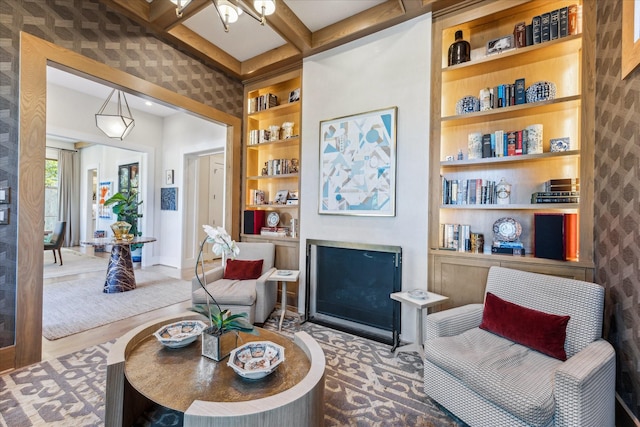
{"left": 448, "top": 30, "right": 471, "bottom": 66}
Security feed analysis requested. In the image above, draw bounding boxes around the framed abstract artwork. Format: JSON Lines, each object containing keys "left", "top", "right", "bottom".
{"left": 319, "top": 107, "right": 397, "bottom": 216}
{"left": 160, "top": 187, "right": 178, "bottom": 211}
{"left": 622, "top": 0, "right": 640, "bottom": 79}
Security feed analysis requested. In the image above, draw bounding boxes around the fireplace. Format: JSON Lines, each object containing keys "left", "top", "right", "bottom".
{"left": 305, "top": 240, "right": 401, "bottom": 345}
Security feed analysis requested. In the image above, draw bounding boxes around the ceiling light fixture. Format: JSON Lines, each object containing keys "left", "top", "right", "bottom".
{"left": 170, "top": 0, "right": 275, "bottom": 32}
{"left": 95, "top": 89, "right": 135, "bottom": 140}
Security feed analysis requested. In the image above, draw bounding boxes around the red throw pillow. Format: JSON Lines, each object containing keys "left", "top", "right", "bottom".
{"left": 223, "top": 259, "right": 264, "bottom": 280}
{"left": 479, "top": 292, "right": 570, "bottom": 361}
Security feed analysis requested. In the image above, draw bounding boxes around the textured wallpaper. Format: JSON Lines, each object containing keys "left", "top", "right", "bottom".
{"left": 595, "top": 0, "right": 640, "bottom": 417}
{"left": 0, "top": 0, "right": 243, "bottom": 347}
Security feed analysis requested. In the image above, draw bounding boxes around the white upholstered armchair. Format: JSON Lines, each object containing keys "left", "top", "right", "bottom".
{"left": 424, "top": 266, "right": 615, "bottom": 427}
{"left": 191, "top": 242, "right": 277, "bottom": 324}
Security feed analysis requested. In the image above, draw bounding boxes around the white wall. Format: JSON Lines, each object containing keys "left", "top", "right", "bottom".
{"left": 300, "top": 14, "right": 432, "bottom": 343}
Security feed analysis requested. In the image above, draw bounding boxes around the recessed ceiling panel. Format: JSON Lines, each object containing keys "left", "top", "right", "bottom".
{"left": 283, "top": 0, "right": 387, "bottom": 32}
{"left": 183, "top": 4, "right": 286, "bottom": 62}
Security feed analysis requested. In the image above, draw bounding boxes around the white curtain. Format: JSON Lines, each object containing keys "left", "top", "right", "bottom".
{"left": 58, "top": 149, "right": 80, "bottom": 246}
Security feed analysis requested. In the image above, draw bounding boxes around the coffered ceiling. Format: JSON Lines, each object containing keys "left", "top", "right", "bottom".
{"left": 99, "top": 0, "right": 473, "bottom": 81}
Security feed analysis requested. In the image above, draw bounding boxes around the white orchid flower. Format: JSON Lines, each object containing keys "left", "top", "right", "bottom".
{"left": 202, "top": 225, "right": 239, "bottom": 259}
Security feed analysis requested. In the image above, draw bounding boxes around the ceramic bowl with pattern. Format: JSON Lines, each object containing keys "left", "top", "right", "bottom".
{"left": 153, "top": 320, "right": 207, "bottom": 349}
{"left": 228, "top": 341, "right": 285, "bottom": 379}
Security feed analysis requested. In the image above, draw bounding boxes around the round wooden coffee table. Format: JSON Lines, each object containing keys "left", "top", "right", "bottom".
{"left": 105, "top": 313, "right": 325, "bottom": 427}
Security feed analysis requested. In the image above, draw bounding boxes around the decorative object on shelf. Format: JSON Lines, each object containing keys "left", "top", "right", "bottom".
{"left": 228, "top": 341, "right": 285, "bottom": 379}
{"left": 268, "top": 125, "right": 280, "bottom": 141}
{"left": 319, "top": 107, "right": 397, "bottom": 216}
{"left": 290, "top": 158, "right": 299, "bottom": 173}
{"left": 153, "top": 320, "right": 207, "bottom": 349}
{"left": 110, "top": 221, "right": 132, "bottom": 240}
{"left": 492, "top": 217, "right": 522, "bottom": 242}
{"left": 525, "top": 124, "right": 544, "bottom": 154}
{"left": 486, "top": 34, "right": 515, "bottom": 55}
{"left": 274, "top": 190, "right": 289, "bottom": 205}
{"left": 288, "top": 88, "right": 300, "bottom": 103}
{"left": 470, "top": 232, "right": 484, "bottom": 254}
{"left": 282, "top": 122, "right": 294, "bottom": 139}
{"left": 457, "top": 149, "right": 464, "bottom": 160}
{"left": 191, "top": 225, "right": 256, "bottom": 361}
{"left": 550, "top": 137, "right": 570, "bottom": 152}
{"left": 447, "top": 30, "right": 471, "bottom": 66}
{"left": 455, "top": 96, "right": 480, "bottom": 115}
{"left": 95, "top": 89, "right": 135, "bottom": 140}
{"left": 170, "top": 0, "right": 275, "bottom": 32}
{"left": 525, "top": 80, "right": 556, "bottom": 103}
{"left": 266, "top": 211, "right": 280, "bottom": 227}
{"left": 468, "top": 132, "right": 483, "bottom": 159}
{"left": 496, "top": 178, "right": 512, "bottom": 205}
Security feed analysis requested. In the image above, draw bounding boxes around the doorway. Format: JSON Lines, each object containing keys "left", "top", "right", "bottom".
{"left": 16, "top": 32, "right": 242, "bottom": 369}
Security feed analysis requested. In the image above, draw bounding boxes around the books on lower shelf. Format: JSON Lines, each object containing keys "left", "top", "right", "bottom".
{"left": 439, "top": 224, "right": 471, "bottom": 252}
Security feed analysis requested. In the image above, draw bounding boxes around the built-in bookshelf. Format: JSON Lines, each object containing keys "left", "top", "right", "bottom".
{"left": 241, "top": 68, "right": 302, "bottom": 310}
{"left": 428, "top": 0, "right": 595, "bottom": 308}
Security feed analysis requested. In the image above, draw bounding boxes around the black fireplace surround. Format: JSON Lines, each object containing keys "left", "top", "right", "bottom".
{"left": 305, "top": 239, "right": 402, "bottom": 345}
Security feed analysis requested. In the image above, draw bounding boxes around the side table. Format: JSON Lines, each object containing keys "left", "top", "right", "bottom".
{"left": 269, "top": 270, "right": 301, "bottom": 331}
{"left": 390, "top": 291, "right": 449, "bottom": 357}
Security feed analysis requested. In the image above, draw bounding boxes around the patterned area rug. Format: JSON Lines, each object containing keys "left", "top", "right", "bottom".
{"left": 43, "top": 249, "right": 108, "bottom": 279}
{"left": 0, "top": 319, "right": 466, "bottom": 427}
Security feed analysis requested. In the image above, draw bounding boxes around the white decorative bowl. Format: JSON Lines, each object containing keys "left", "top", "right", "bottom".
{"left": 228, "top": 341, "right": 285, "bottom": 380}
{"left": 153, "top": 320, "right": 207, "bottom": 349}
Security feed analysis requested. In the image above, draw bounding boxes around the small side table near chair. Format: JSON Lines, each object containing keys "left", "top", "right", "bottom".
{"left": 390, "top": 290, "right": 448, "bottom": 357}
{"left": 269, "top": 269, "right": 301, "bottom": 331}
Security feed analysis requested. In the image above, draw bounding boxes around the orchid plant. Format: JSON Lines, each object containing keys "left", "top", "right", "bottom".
{"left": 191, "top": 225, "right": 255, "bottom": 336}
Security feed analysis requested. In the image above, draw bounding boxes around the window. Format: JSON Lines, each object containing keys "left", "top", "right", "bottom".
{"left": 44, "top": 158, "right": 59, "bottom": 232}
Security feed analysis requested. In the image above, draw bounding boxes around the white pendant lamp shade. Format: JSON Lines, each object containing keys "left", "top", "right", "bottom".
{"left": 95, "top": 89, "right": 135, "bottom": 140}
{"left": 253, "top": 0, "right": 275, "bottom": 16}
{"left": 218, "top": 0, "right": 240, "bottom": 24}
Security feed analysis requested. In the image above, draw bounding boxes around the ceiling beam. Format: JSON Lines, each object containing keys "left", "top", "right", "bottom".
{"left": 257, "top": 0, "right": 312, "bottom": 54}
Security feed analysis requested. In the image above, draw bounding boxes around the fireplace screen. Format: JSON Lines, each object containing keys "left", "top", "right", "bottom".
{"left": 306, "top": 240, "right": 401, "bottom": 345}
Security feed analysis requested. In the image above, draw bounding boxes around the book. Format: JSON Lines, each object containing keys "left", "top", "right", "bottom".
{"left": 531, "top": 196, "right": 579, "bottom": 204}
{"left": 495, "top": 130, "right": 504, "bottom": 157}
{"left": 506, "top": 131, "right": 517, "bottom": 156}
{"left": 546, "top": 184, "right": 580, "bottom": 192}
{"left": 482, "top": 134, "right": 492, "bottom": 158}
{"left": 514, "top": 22, "right": 526, "bottom": 48}
{"left": 491, "top": 246, "right": 526, "bottom": 256}
{"left": 515, "top": 130, "right": 523, "bottom": 155}
{"left": 532, "top": 191, "right": 580, "bottom": 197}
{"left": 546, "top": 178, "right": 580, "bottom": 185}
{"left": 515, "top": 78, "right": 525, "bottom": 105}
{"left": 541, "top": 12, "right": 551, "bottom": 42}
{"left": 568, "top": 4, "right": 579, "bottom": 35}
{"left": 550, "top": 9, "right": 560, "bottom": 40}
{"left": 532, "top": 15, "right": 541, "bottom": 44}
{"left": 559, "top": 6, "right": 569, "bottom": 37}
{"left": 493, "top": 241, "right": 524, "bottom": 249}
{"left": 525, "top": 24, "right": 533, "bottom": 46}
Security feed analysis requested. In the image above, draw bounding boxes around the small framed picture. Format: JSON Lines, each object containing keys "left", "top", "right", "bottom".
{"left": 289, "top": 88, "right": 300, "bottom": 103}
{"left": 165, "top": 169, "right": 174, "bottom": 185}
{"left": 486, "top": 34, "right": 514, "bottom": 55}
{"left": 274, "top": 189, "right": 289, "bottom": 204}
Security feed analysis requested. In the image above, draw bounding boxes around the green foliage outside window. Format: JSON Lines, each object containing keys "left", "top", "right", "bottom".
{"left": 45, "top": 159, "right": 58, "bottom": 187}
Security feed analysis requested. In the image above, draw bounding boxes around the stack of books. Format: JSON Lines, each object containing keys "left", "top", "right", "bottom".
{"left": 491, "top": 241, "right": 526, "bottom": 256}
{"left": 532, "top": 178, "right": 580, "bottom": 203}
{"left": 260, "top": 227, "right": 289, "bottom": 237}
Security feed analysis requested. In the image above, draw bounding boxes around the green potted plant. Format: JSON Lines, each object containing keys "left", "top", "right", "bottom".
{"left": 104, "top": 191, "right": 144, "bottom": 257}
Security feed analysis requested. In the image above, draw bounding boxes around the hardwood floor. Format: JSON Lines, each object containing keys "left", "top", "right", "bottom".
{"left": 41, "top": 247, "right": 219, "bottom": 361}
